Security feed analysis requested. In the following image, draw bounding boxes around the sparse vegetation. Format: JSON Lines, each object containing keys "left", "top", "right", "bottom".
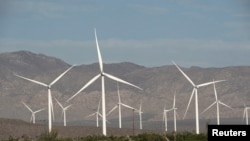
{"left": 1, "top": 131, "right": 207, "bottom": 141}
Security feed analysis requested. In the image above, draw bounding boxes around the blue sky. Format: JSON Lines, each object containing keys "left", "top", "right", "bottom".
{"left": 0, "top": 0, "right": 249, "bottom": 67}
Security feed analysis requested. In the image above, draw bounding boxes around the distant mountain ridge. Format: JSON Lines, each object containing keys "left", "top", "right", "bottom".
{"left": 0, "top": 50, "right": 249, "bottom": 131}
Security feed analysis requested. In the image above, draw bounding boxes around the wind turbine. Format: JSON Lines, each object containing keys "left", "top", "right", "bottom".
{"left": 163, "top": 106, "right": 173, "bottom": 132}
{"left": 243, "top": 104, "right": 250, "bottom": 125}
{"left": 67, "top": 29, "right": 142, "bottom": 136}
{"left": 106, "top": 82, "right": 137, "bottom": 129}
{"left": 135, "top": 101, "right": 143, "bottom": 130}
{"left": 172, "top": 61, "right": 224, "bottom": 134}
{"left": 22, "top": 102, "right": 45, "bottom": 124}
{"left": 200, "top": 81, "right": 232, "bottom": 125}
{"left": 172, "top": 92, "right": 178, "bottom": 132}
{"left": 15, "top": 65, "right": 75, "bottom": 132}
{"left": 55, "top": 98, "right": 72, "bottom": 126}
{"left": 86, "top": 99, "right": 102, "bottom": 127}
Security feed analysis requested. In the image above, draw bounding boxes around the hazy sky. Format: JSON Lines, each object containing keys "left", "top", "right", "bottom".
{"left": 0, "top": 0, "right": 249, "bottom": 67}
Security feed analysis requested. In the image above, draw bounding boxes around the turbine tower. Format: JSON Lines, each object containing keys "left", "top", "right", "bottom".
{"left": 243, "top": 104, "right": 250, "bottom": 125}
{"left": 172, "top": 61, "right": 224, "bottom": 134}
{"left": 55, "top": 98, "right": 72, "bottom": 126}
{"left": 67, "top": 29, "right": 142, "bottom": 136}
{"left": 106, "top": 82, "right": 137, "bottom": 129}
{"left": 15, "top": 65, "right": 75, "bottom": 132}
{"left": 200, "top": 81, "right": 232, "bottom": 125}
{"left": 172, "top": 92, "right": 178, "bottom": 132}
{"left": 22, "top": 102, "right": 45, "bottom": 124}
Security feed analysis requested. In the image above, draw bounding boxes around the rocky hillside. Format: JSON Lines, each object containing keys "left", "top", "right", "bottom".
{"left": 0, "top": 51, "right": 249, "bottom": 131}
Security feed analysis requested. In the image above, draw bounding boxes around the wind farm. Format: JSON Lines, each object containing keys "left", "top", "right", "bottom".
{"left": 0, "top": 31, "right": 249, "bottom": 139}
{"left": 172, "top": 61, "right": 225, "bottom": 134}
{"left": 14, "top": 65, "right": 75, "bottom": 132}
{"left": 1, "top": 0, "right": 250, "bottom": 140}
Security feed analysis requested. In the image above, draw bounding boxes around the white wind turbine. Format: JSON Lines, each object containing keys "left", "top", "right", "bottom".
{"left": 172, "top": 61, "right": 224, "bottom": 134}
{"left": 55, "top": 98, "right": 72, "bottom": 126}
{"left": 22, "top": 102, "right": 45, "bottom": 124}
{"left": 86, "top": 99, "right": 102, "bottom": 127}
{"left": 172, "top": 92, "right": 178, "bottom": 132}
{"left": 163, "top": 106, "right": 173, "bottom": 132}
{"left": 243, "top": 104, "right": 250, "bottom": 125}
{"left": 163, "top": 93, "right": 179, "bottom": 133}
{"left": 106, "top": 82, "right": 137, "bottom": 129}
{"left": 67, "top": 29, "right": 142, "bottom": 136}
{"left": 200, "top": 81, "right": 232, "bottom": 125}
{"left": 15, "top": 65, "right": 75, "bottom": 132}
{"left": 135, "top": 101, "right": 143, "bottom": 130}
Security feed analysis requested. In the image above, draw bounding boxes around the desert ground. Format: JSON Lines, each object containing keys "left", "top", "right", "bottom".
{"left": 0, "top": 118, "right": 160, "bottom": 140}
{"left": 0, "top": 117, "right": 244, "bottom": 140}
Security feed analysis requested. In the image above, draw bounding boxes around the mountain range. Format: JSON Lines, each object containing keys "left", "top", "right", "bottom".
{"left": 0, "top": 50, "right": 249, "bottom": 131}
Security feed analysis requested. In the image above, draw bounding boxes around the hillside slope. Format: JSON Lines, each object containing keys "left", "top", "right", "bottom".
{"left": 0, "top": 51, "right": 249, "bottom": 132}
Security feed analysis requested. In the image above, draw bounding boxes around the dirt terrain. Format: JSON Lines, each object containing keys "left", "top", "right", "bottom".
{"left": 0, "top": 118, "right": 160, "bottom": 140}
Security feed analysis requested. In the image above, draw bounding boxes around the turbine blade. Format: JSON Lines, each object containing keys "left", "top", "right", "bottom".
{"left": 176, "top": 110, "right": 181, "bottom": 120}
{"left": 65, "top": 104, "right": 72, "bottom": 110}
{"left": 86, "top": 113, "right": 96, "bottom": 118}
{"left": 97, "top": 99, "right": 101, "bottom": 112}
{"left": 173, "top": 91, "right": 176, "bottom": 108}
{"left": 15, "top": 74, "right": 47, "bottom": 87}
{"left": 61, "top": 111, "right": 64, "bottom": 119}
{"left": 197, "top": 80, "right": 225, "bottom": 88}
{"left": 34, "top": 108, "right": 46, "bottom": 114}
{"left": 213, "top": 82, "right": 218, "bottom": 100}
{"left": 22, "top": 102, "right": 33, "bottom": 112}
{"left": 243, "top": 109, "right": 246, "bottom": 122}
{"left": 30, "top": 115, "right": 33, "bottom": 123}
{"left": 163, "top": 110, "right": 166, "bottom": 122}
{"left": 117, "top": 82, "right": 121, "bottom": 103}
{"left": 55, "top": 98, "right": 64, "bottom": 109}
{"left": 67, "top": 74, "right": 101, "bottom": 102}
{"left": 121, "top": 103, "right": 134, "bottom": 110}
{"left": 106, "top": 119, "right": 111, "bottom": 124}
{"left": 200, "top": 101, "right": 216, "bottom": 115}
{"left": 172, "top": 61, "right": 195, "bottom": 87}
{"left": 104, "top": 73, "right": 142, "bottom": 90}
{"left": 107, "top": 105, "right": 118, "bottom": 116}
{"left": 98, "top": 113, "right": 103, "bottom": 118}
{"left": 219, "top": 101, "right": 233, "bottom": 110}
{"left": 165, "top": 108, "right": 174, "bottom": 113}
{"left": 94, "top": 28, "right": 103, "bottom": 72}
{"left": 183, "top": 88, "right": 195, "bottom": 119}
{"left": 140, "top": 100, "right": 142, "bottom": 112}
{"left": 50, "top": 65, "right": 75, "bottom": 86}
